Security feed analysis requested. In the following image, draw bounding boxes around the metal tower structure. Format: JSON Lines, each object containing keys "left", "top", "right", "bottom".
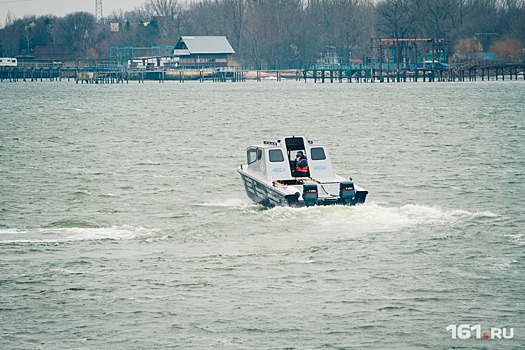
{"left": 95, "top": 0, "right": 103, "bottom": 22}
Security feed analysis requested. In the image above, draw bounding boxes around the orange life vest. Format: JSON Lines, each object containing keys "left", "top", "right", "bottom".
{"left": 296, "top": 162, "right": 309, "bottom": 173}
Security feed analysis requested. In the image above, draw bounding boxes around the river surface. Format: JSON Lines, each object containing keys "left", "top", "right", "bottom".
{"left": 1, "top": 79, "right": 524, "bottom": 349}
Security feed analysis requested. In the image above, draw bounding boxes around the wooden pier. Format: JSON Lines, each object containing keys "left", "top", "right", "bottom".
{"left": 300, "top": 60, "right": 524, "bottom": 83}
{"left": 0, "top": 66, "right": 65, "bottom": 82}
{"left": 1, "top": 60, "right": 524, "bottom": 84}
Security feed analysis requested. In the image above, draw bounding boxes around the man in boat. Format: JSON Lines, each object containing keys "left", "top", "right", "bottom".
{"left": 295, "top": 154, "right": 309, "bottom": 177}
{"left": 292, "top": 151, "right": 304, "bottom": 177}
{"left": 293, "top": 151, "right": 304, "bottom": 166}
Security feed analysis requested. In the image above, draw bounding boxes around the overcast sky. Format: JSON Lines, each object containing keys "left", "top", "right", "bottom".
{"left": 0, "top": 0, "right": 146, "bottom": 22}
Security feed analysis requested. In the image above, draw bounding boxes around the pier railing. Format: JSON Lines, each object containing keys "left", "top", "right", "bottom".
{"left": 454, "top": 58, "right": 524, "bottom": 70}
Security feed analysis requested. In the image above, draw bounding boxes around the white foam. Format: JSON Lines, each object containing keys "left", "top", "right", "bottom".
{"left": 0, "top": 203, "right": 498, "bottom": 244}
{"left": 0, "top": 225, "right": 154, "bottom": 244}
{"left": 202, "top": 197, "right": 261, "bottom": 209}
{"left": 261, "top": 202, "right": 498, "bottom": 234}
{"left": 216, "top": 197, "right": 253, "bottom": 207}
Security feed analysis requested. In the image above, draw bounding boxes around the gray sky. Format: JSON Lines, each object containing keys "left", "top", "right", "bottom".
{"left": 0, "top": 0, "right": 146, "bottom": 21}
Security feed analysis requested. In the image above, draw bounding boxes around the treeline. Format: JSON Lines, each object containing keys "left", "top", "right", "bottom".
{"left": 1, "top": 0, "right": 524, "bottom": 68}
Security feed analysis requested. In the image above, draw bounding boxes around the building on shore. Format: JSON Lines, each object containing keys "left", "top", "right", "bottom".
{"left": 174, "top": 36, "right": 235, "bottom": 68}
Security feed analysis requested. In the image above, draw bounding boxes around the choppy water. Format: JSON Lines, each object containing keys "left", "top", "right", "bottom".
{"left": 1, "top": 80, "right": 524, "bottom": 349}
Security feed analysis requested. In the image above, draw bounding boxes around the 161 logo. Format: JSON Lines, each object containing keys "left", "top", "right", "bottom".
{"left": 446, "top": 324, "right": 514, "bottom": 340}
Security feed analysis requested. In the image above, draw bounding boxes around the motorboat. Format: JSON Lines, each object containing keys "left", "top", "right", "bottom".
{"left": 237, "top": 136, "right": 368, "bottom": 207}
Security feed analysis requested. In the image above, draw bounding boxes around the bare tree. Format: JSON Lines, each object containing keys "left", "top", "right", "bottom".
{"left": 376, "top": 0, "right": 412, "bottom": 38}
{"left": 145, "top": 0, "right": 181, "bottom": 17}
{"left": 454, "top": 36, "right": 482, "bottom": 58}
{"left": 418, "top": 0, "right": 455, "bottom": 38}
{"left": 489, "top": 36, "right": 524, "bottom": 58}
{"left": 326, "top": 0, "right": 372, "bottom": 62}
{"left": 3, "top": 10, "right": 16, "bottom": 29}
{"left": 140, "top": 0, "right": 182, "bottom": 44}
{"left": 221, "top": 0, "right": 245, "bottom": 51}
{"left": 182, "top": 0, "right": 223, "bottom": 35}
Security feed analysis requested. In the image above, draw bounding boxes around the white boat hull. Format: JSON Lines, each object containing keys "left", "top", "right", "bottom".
{"left": 238, "top": 167, "right": 367, "bottom": 207}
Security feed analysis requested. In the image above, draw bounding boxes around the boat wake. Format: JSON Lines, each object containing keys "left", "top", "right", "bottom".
{"left": 202, "top": 197, "right": 258, "bottom": 209}
{"left": 0, "top": 225, "right": 154, "bottom": 244}
{"left": 0, "top": 202, "right": 499, "bottom": 244}
{"left": 261, "top": 202, "right": 498, "bottom": 234}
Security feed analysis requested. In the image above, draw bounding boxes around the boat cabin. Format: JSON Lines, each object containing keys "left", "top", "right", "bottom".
{"left": 245, "top": 136, "right": 336, "bottom": 182}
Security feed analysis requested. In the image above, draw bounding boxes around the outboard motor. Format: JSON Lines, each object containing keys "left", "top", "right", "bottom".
{"left": 339, "top": 180, "right": 356, "bottom": 205}
{"left": 302, "top": 184, "right": 318, "bottom": 207}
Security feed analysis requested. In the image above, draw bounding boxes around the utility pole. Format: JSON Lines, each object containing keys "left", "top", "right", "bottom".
{"left": 95, "top": 0, "right": 103, "bottom": 22}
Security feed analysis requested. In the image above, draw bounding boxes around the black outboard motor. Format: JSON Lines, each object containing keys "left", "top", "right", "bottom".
{"left": 339, "top": 180, "right": 356, "bottom": 205}
{"left": 302, "top": 184, "right": 318, "bottom": 207}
